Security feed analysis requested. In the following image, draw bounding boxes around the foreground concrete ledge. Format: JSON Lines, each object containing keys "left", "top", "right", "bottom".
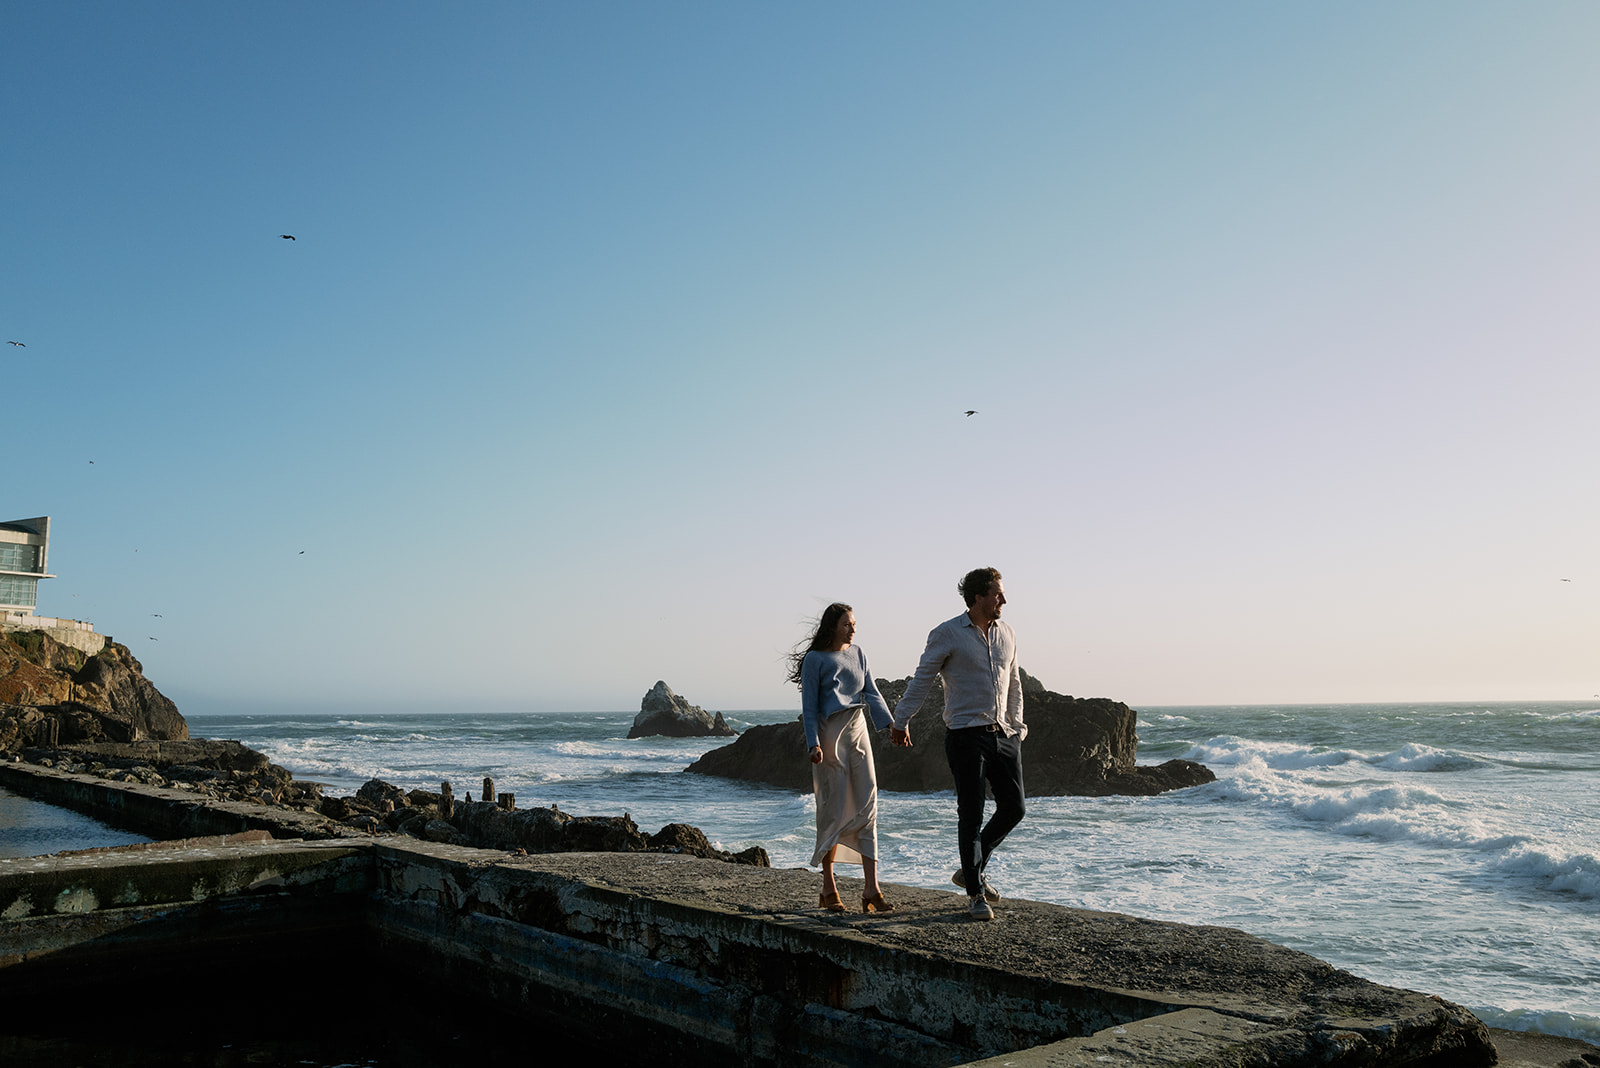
{"left": 389, "top": 845, "right": 1494, "bottom": 1066}
{"left": 0, "top": 759, "right": 360, "bottom": 841}
{"left": 0, "top": 776, "right": 1501, "bottom": 1067}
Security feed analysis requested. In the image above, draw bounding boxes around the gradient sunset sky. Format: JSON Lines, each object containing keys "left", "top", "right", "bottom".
{"left": 6, "top": 3, "right": 1597, "bottom": 712}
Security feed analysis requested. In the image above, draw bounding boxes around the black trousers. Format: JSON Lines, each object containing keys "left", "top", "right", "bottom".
{"left": 944, "top": 724, "right": 1025, "bottom": 896}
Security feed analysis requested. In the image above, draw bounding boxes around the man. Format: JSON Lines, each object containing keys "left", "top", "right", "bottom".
{"left": 890, "top": 567, "right": 1024, "bottom": 921}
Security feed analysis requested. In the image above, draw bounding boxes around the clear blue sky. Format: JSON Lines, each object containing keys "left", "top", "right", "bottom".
{"left": 6, "top": 3, "right": 1597, "bottom": 712}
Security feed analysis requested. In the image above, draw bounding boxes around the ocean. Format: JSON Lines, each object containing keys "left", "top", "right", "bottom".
{"left": 157, "top": 700, "right": 1597, "bottom": 1044}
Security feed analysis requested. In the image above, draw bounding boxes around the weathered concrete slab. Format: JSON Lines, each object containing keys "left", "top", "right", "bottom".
{"left": 0, "top": 776, "right": 1507, "bottom": 1067}
{"left": 374, "top": 845, "right": 1493, "bottom": 1067}
{"left": 0, "top": 759, "right": 356, "bottom": 841}
{"left": 0, "top": 837, "right": 371, "bottom": 970}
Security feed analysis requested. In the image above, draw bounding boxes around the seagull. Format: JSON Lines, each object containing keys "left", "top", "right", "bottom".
{"left": 151, "top": 613, "right": 162, "bottom": 618}
{"left": 280, "top": 234, "right": 296, "bottom": 240}
{"left": 148, "top": 636, "right": 158, "bottom": 641}
{"left": 965, "top": 410, "right": 977, "bottom": 417}
{"left": 6, "top": 341, "right": 22, "bottom": 347}
{"left": 298, "top": 550, "right": 305, "bottom": 554}
{"left": 1562, "top": 578, "right": 1572, "bottom": 582}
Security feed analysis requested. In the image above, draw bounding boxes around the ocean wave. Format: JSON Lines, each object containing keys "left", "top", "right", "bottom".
{"left": 1184, "top": 737, "right": 1486, "bottom": 773}
{"left": 1209, "top": 760, "right": 1529, "bottom": 851}
{"left": 1367, "top": 743, "right": 1486, "bottom": 773}
{"left": 1488, "top": 845, "right": 1600, "bottom": 901}
{"left": 1186, "top": 737, "right": 1370, "bottom": 770}
{"left": 1471, "top": 1006, "right": 1600, "bottom": 1045}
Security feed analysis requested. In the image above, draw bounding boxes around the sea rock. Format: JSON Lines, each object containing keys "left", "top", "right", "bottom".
{"left": 0, "top": 629, "right": 188, "bottom": 753}
{"left": 684, "top": 671, "right": 1216, "bottom": 797}
{"left": 438, "top": 798, "right": 768, "bottom": 865}
{"left": 357, "top": 778, "right": 409, "bottom": 811}
{"left": 24, "top": 739, "right": 270, "bottom": 774}
{"left": 627, "top": 681, "right": 738, "bottom": 739}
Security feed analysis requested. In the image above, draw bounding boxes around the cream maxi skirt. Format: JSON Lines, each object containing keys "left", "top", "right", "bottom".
{"left": 810, "top": 705, "right": 879, "bottom": 868}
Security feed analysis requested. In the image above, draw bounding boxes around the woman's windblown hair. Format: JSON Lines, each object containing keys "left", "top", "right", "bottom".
{"left": 785, "top": 602, "right": 853, "bottom": 687}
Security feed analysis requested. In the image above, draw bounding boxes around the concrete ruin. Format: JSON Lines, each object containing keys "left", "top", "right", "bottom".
{"left": 0, "top": 761, "right": 1499, "bottom": 1068}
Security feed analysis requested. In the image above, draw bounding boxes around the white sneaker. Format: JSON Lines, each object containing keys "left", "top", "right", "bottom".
{"left": 968, "top": 895, "right": 994, "bottom": 921}
{"left": 951, "top": 869, "right": 1001, "bottom": 903}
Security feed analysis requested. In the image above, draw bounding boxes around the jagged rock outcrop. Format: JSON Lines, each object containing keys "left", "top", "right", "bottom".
{"left": 20, "top": 739, "right": 319, "bottom": 811}
{"left": 685, "top": 671, "right": 1215, "bottom": 796}
{"left": 0, "top": 629, "right": 187, "bottom": 753}
{"left": 7, "top": 737, "right": 771, "bottom": 862}
{"left": 350, "top": 775, "right": 770, "bottom": 864}
{"left": 627, "top": 680, "right": 738, "bottom": 739}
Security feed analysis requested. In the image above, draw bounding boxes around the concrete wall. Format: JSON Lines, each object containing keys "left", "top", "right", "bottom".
{"left": 0, "top": 765, "right": 1500, "bottom": 1068}
{"left": 0, "top": 615, "right": 106, "bottom": 657}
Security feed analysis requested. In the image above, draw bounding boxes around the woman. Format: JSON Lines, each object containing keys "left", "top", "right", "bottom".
{"left": 787, "top": 602, "right": 895, "bottom": 913}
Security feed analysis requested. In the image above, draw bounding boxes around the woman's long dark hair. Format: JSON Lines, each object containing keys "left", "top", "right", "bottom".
{"left": 784, "top": 602, "right": 852, "bottom": 687}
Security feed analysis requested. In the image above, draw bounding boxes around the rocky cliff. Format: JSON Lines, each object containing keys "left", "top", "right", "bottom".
{"left": 0, "top": 628, "right": 188, "bottom": 754}
{"left": 628, "top": 680, "right": 738, "bottom": 739}
{"left": 684, "top": 671, "right": 1214, "bottom": 796}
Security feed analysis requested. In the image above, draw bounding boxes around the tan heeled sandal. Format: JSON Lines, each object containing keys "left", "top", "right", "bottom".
{"left": 861, "top": 892, "right": 895, "bottom": 913}
{"left": 819, "top": 889, "right": 847, "bottom": 913}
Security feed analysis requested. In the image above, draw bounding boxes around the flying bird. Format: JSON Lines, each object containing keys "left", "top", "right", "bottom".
{"left": 1562, "top": 578, "right": 1572, "bottom": 582}
{"left": 280, "top": 234, "right": 296, "bottom": 240}
{"left": 148, "top": 636, "right": 158, "bottom": 641}
{"left": 151, "top": 613, "right": 162, "bottom": 618}
{"left": 965, "top": 410, "right": 977, "bottom": 417}
{"left": 298, "top": 550, "right": 305, "bottom": 554}
{"left": 7, "top": 341, "right": 22, "bottom": 346}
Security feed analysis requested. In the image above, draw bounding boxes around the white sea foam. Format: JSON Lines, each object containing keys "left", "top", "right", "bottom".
{"left": 1471, "top": 1006, "right": 1600, "bottom": 1045}
{"left": 1185, "top": 737, "right": 1485, "bottom": 773}
{"left": 1489, "top": 845, "right": 1600, "bottom": 901}
{"left": 1207, "top": 756, "right": 1540, "bottom": 851}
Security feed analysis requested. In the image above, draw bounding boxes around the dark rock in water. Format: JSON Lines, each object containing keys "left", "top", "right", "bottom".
{"left": 565, "top": 813, "right": 648, "bottom": 852}
{"left": 357, "top": 779, "right": 409, "bottom": 811}
{"left": 686, "top": 719, "right": 813, "bottom": 791}
{"left": 685, "top": 671, "right": 1215, "bottom": 797}
{"left": 421, "top": 818, "right": 464, "bottom": 844}
{"left": 627, "top": 680, "right": 738, "bottom": 739}
{"left": 0, "top": 630, "right": 187, "bottom": 753}
{"left": 442, "top": 798, "right": 768, "bottom": 865}
{"left": 24, "top": 739, "right": 270, "bottom": 774}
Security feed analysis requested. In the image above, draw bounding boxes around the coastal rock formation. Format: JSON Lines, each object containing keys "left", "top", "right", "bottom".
{"left": 21, "top": 739, "right": 322, "bottom": 811}
{"left": 684, "top": 671, "right": 1215, "bottom": 796}
{"left": 356, "top": 775, "right": 770, "bottom": 865}
{"left": 0, "top": 629, "right": 187, "bottom": 754}
{"left": 7, "top": 736, "right": 769, "bottom": 866}
{"left": 627, "top": 680, "right": 737, "bottom": 739}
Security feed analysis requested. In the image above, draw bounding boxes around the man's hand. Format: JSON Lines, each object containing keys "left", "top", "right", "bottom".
{"left": 890, "top": 726, "right": 912, "bottom": 748}
{"left": 810, "top": 745, "right": 824, "bottom": 764}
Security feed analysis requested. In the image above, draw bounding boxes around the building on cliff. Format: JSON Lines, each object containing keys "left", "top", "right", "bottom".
{"left": 0, "top": 517, "right": 52, "bottom": 615}
{"left": 1, "top": 516, "right": 105, "bottom": 656}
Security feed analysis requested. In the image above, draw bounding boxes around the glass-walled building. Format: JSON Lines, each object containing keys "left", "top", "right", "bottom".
{"left": 0, "top": 516, "right": 53, "bottom": 614}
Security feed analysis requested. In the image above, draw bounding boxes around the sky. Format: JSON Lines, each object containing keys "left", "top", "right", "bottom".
{"left": 5, "top": 3, "right": 1597, "bottom": 713}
